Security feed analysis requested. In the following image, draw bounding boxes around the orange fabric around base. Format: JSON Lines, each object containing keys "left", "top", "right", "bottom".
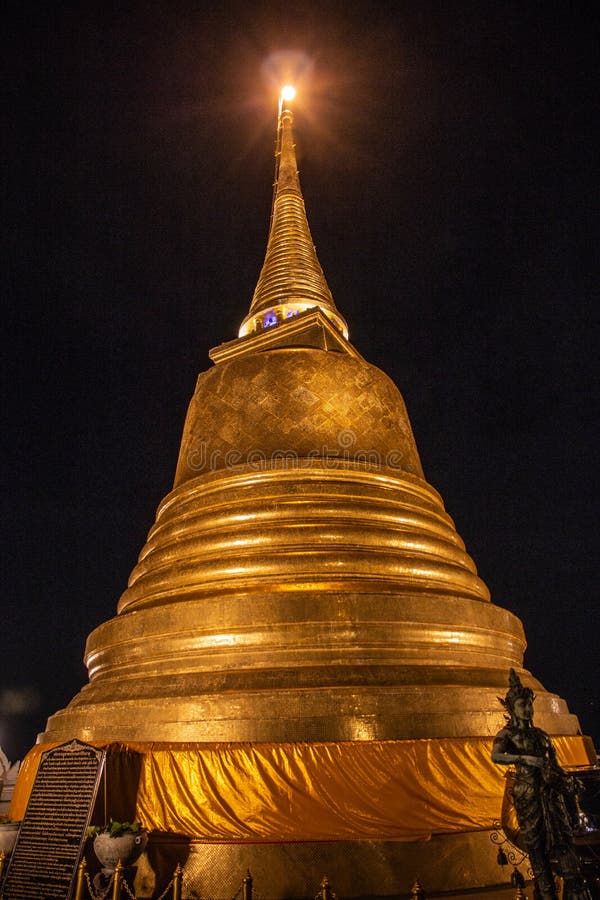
{"left": 9, "top": 736, "right": 594, "bottom": 843}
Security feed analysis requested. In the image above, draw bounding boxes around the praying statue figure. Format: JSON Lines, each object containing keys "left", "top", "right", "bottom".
{"left": 492, "top": 669, "right": 591, "bottom": 900}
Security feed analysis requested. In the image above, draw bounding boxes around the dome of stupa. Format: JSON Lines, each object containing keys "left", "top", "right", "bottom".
{"left": 173, "top": 348, "right": 424, "bottom": 487}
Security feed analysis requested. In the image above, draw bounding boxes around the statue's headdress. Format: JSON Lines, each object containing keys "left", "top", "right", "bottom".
{"left": 498, "top": 668, "right": 535, "bottom": 719}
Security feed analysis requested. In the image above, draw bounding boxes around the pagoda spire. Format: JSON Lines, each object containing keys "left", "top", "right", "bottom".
{"left": 238, "top": 89, "right": 349, "bottom": 338}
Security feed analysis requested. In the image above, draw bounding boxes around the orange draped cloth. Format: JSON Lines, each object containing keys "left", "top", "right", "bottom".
{"left": 10, "top": 737, "right": 594, "bottom": 843}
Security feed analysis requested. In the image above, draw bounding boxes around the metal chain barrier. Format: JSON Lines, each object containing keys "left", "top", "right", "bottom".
{"left": 121, "top": 878, "right": 136, "bottom": 900}
{"left": 153, "top": 875, "right": 175, "bottom": 900}
{"left": 122, "top": 873, "right": 174, "bottom": 900}
{"left": 81, "top": 865, "right": 175, "bottom": 900}
{"left": 84, "top": 863, "right": 508, "bottom": 900}
{"left": 121, "top": 876, "right": 136, "bottom": 900}
{"left": 84, "top": 870, "right": 114, "bottom": 900}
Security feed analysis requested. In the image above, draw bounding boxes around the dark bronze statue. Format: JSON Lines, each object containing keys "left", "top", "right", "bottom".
{"left": 492, "top": 669, "right": 591, "bottom": 900}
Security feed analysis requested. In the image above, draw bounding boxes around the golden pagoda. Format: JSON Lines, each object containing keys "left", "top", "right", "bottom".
{"left": 14, "top": 90, "right": 593, "bottom": 897}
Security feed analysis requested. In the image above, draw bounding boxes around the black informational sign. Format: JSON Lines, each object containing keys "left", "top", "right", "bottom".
{"left": 1, "top": 739, "right": 105, "bottom": 899}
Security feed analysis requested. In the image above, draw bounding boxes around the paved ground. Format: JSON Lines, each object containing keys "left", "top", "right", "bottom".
{"left": 358, "top": 884, "right": 535, "bottom": 899}
{"left": 427, "top": 873, "right": 600, "bottom": 898}
{"left": 426, "top": 887, "right": 529, "bottom": 898}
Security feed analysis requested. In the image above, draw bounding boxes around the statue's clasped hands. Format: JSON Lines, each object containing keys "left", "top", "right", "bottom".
{"left": 519, "top": 754, "right": 545, "bottom": 767}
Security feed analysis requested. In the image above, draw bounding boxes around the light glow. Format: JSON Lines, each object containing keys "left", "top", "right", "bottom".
{"left": 280, "top": 84, "right": 296, "bottom": 102}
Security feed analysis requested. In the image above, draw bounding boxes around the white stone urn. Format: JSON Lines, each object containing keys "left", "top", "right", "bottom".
{"left": 92, "top": 828, "right": 148, "bottom": 871}
{"left": 0, "top": 822, "right": 20, "bottom": 856}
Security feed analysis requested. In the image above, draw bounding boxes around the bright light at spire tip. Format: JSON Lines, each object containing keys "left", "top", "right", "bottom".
{"left": 281, "top": 85, "right": 296, "bottom": 102}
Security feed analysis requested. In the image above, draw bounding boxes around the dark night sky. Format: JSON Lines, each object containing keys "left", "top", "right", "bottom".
{"left": 3, "top": 2, "right": 598, "bottom": 762}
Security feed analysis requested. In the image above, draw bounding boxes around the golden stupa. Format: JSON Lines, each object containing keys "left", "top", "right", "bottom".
{"left": 14, "top": 91, "right": 593, "bottom": 897}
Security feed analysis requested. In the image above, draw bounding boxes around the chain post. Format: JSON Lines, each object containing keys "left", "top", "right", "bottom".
{"left": 112, "top": 860, "right": 124, "bottom": 900}
{"left": 74, "top": 857, "right": 87, "bottom": 900}
{"left": 317, "top": 874, "right": 336, "bottom": 900}
{"left": 410, "top": 878, "right": 427, "bottom": 898}
{"left": 242, "top": 868, "right": 253, "bottom": 900}
{"left": 172, "top": 863, "right": 183, "bottom": 900}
